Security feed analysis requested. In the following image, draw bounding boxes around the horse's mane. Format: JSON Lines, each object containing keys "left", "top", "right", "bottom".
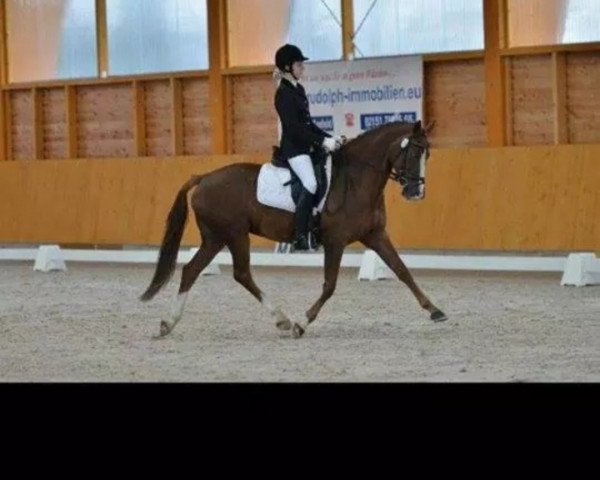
{"left": 344, "top": 120, "right": 415, "bottom": 147}
{"left": 332, "top": 120, "right": 415, "bottom": 167}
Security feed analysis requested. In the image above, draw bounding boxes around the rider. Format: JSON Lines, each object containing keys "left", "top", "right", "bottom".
{"left": 274, "top": 44, "right": 344, "bottom": 251}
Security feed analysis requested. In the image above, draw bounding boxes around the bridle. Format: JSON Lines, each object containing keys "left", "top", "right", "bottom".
{"left": 333, "top": 133, "right": 429, "bottom": 188}
{"left": 389, "top": 136, "right": 429, "bottom": 188}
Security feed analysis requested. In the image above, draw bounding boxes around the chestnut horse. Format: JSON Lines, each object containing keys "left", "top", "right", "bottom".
{"left": 141, "top": 120, "right": 447, "bottom": 338}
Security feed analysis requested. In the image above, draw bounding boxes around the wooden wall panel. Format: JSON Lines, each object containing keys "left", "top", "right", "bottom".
{"left": 424, "top": 59, "right": 486, "bottom": 148}
{"left": 383, "top": 147, "right": 585, "bottom": 250}
{"left": 566, "top": 51, "right": 600, "bottom": 144}
{"left": 2, "top": 146, "right": 600, "bottom": 251}
{"left": 511, "top": 55, "right": 554, "bottom": 145}
{"left": 182, "top": 78, "right": 211, "bottom": 155}
{"left": 0, "top": 155, "right": 271, "bottom": 248}
{"left": 0, "top": 55, "right": 597, "bottom": 165}
{"left": 9, "top": 90, "right": 32, "bottom": 160}
{"left": 42, "top": 87, "right": 66, "bottom": 159}
{"left": 383, "top": 144, "right": 600, "bottom": 251}
{"left": 144, "top": 80, "right": 172, "bottom": 157}
{"left": 231, "top": 74, "right": 278, "bottom": 154}
{"left": 77, "top": 84, "right": 133, "bottom": 158}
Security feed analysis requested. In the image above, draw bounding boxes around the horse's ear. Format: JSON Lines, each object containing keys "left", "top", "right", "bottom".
{"left": 413, "top": 120, "right": 422, "bottom": 133}
{"left": 424, "top": 121, "right": 436, "bottom": 134}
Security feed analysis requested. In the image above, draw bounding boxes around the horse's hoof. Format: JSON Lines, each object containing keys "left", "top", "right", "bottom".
{"left": 276, "top": 319, "right": 292, "bottom": 331}
{"left": 292, "top": 323, "right": 305, "bottom": 339}
{"left": 152, "top": 321, "right": 172, "bottom": 339}
{"left": 431, "top": 310, "right": 448, "bottom": 323}
{"left": 305, "top": 311, "right": 317, "bottom": 325}
{"left": 160, "top": 321, "right": 172, "bottom": 335}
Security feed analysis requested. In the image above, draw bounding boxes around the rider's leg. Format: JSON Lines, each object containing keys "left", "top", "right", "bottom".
{"left": 288, "top": 154, "right": 317, "bottom": 251}
{"left": 288, "top": 154, "right": 317, "bottom": 194}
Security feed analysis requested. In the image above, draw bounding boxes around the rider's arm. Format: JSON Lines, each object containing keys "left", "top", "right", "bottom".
{"left": 275, "top": 89, "right": 327, "bottom": 149}
{"left": 309, "top": 119, "right": 332, "bottom": 139}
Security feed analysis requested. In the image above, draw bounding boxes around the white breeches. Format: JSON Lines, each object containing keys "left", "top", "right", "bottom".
{"left": 288, "top": 154, "right": 317, "bottom": 194}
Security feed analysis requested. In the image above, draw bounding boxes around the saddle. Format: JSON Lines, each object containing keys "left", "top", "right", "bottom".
{"left": 271, "top": 147, "right": 329, "bottom": 207}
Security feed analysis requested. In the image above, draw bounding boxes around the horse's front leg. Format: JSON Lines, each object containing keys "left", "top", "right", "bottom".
{"left": 361, "top": 229, "right": 448, "bottom": 322}
{"left": 293, "top": 243, "right": 345, "bottom": 338}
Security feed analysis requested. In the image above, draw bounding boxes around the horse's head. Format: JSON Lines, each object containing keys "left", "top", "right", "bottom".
{"left": 387, "top": 120, "right": 433, "bottom": 201}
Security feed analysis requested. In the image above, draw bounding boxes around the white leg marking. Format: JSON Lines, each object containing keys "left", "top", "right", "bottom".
{"left": 171, "top": 292, "right": 188, "bottom": 323}
{"left": 262, "top": 293, "right": 292, "bottom": 331}
{"left": 261, "top": 293, "right": 276, "bottom": 315}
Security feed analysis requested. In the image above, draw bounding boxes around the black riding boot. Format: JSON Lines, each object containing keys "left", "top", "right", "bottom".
{"left": 293, "top": 188, "right": 316, "bottom": 252}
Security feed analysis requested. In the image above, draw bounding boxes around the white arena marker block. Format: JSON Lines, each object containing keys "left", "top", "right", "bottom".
{"left": 33, "top": 245, "right": 67, "bottom": 272}
{"left": 358, "top": 250, "right": 394, "bottom": 281}
{"left": 561, "top": 253, "right": 600, "bottom": 287}
{"left": 189, "top": 248, "right": 221, "bottom": 276}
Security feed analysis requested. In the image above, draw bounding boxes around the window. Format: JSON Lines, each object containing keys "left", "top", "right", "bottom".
{"left": 563, "top": 0, "right": 600, "bottom": 43}
{"left": 352, "top": 0, "right": 484, "bottom": 58}
{"left": 227, "top": 0, "right": 342, "bottom": 66}
{"left": 508, "top": 0, "right": 600, "bottom": 47}
{"left": 287, "top": 0, "right": 343, "bottom": 62}
{"left": 106, "top": 0, "right": 209, "bottom": 75}
{"left": 7, "top": 0, "right": 97, "bottom": 82}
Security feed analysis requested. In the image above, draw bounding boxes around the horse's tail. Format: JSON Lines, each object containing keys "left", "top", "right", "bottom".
{"left": 140, "top": 175, "right": 205, "bottom": 302}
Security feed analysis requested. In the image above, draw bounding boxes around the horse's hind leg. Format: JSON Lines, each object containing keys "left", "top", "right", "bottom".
{"left": 227, "top": 235, "right": 292, "bottom": 332}
{"left": 361, "top": 229, "right": 447, "bottom": 322}
{"left": 156, "top": 237, "right": 224, "bottom": 338}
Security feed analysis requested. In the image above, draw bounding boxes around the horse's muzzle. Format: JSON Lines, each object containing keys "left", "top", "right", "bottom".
{"left": 402, "top": 183, "right": 425, "bottom": 201}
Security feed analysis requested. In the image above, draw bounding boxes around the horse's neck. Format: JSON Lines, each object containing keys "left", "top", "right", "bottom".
{"left": 344, "top": 127, "right": 400, "bottom": 189}
{"left": 333, "top": 144, "right": 391, "bottom": 209}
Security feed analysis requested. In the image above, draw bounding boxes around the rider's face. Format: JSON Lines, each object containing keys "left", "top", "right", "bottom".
{"left": 291, "top": 61, "right": 305, "bottom": 79}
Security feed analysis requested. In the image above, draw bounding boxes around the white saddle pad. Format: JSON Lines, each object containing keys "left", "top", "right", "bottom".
{"left": 256, "top": 156, "right": 332, "bottom": 213}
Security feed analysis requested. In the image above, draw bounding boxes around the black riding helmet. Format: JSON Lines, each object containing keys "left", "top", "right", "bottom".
{"left": 275, "top": 44, "right": 309, "bottom": 72}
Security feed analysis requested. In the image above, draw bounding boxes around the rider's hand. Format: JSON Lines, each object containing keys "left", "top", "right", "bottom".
{"left": 335, "top": 135, "right": 348, "bottom": 146}
{"left": 322, "top": 136, "right": 339, "bottom": 152}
